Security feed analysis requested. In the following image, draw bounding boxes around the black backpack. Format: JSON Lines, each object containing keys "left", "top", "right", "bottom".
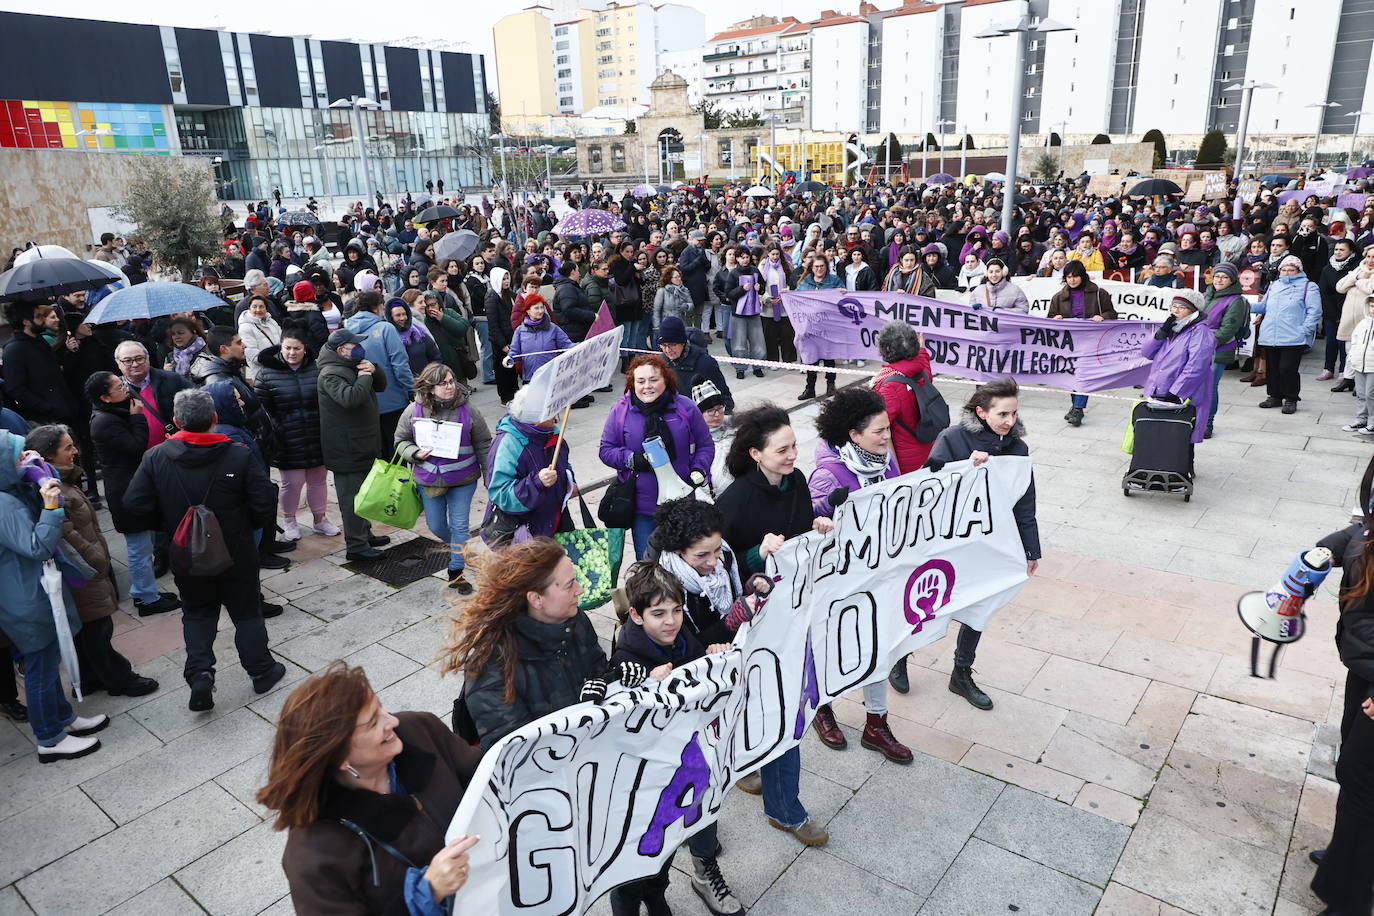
{"left": 880, "top": 371, "right": 951, "bottom": 444}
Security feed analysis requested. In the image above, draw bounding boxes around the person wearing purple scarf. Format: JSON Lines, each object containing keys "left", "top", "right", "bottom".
{"left": 386, "top": 298, "right": 441, "bottom": 376}
{"left": 1049, "top": 262, "right": 1118, "bottom": 426}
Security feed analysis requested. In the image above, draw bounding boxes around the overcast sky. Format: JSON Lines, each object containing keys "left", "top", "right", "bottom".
{"left": 6, "top": 0, "right": 848, "bottom": 98}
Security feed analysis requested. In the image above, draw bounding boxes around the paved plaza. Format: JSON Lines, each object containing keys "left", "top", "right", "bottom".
{"left": 0, "top": 342, "right": 1362, "bottom": 916}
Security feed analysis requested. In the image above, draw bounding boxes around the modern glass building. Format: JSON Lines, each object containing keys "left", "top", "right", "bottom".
{"left": 0, "top": 12, "right": 492, "bottom": 199}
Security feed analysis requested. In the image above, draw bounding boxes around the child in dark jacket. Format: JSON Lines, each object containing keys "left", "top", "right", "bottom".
{"left": 608, "top": 563, "right": 743, "bottom": 916}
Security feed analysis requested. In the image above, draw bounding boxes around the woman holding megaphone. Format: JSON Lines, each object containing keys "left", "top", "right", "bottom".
{"left": 598, "top": 354, "right": 715, "bottom": 560}
{"left": 1307, "top": 456, "right": 1374, "bottom": 916}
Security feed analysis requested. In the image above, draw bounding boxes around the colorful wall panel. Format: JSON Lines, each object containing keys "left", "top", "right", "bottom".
{"left": 0, "top": 100, "right": 168, "bottom": 152}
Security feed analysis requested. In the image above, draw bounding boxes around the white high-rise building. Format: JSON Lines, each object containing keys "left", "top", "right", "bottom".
{"left": 701, "top": 16, "right": 799, "bottom": 117}
{"left": 809, "top": 13, "right": 870, "bottom": 132}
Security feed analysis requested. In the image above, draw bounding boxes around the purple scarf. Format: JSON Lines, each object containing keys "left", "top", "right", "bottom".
{"left": 734, "top": 274, "right": 761, "bottom": 317}
{"left": 1069, "top": 288, "right": 1086, "bottom": 319}
{"left": 171, "top": 337, "right": 205, "bottom": 376}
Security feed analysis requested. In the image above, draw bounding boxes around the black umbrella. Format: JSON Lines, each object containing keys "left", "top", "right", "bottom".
{"left": 0, "top": 256, "right": 125, "bottom": 303}
{"left": 794, "top": 180, "right": 826, "bottom": 193}
{"left": 416, "top": 205, "right": 460, "bottom": 223}
{"left": 654, "top": 184, "right": 673, "bottom": 194}
{"left": 1126, "top": 178, "right": 1183, "bottom": 197}
{"left": 279, "top": 210, "right": 320, "bottom": 229}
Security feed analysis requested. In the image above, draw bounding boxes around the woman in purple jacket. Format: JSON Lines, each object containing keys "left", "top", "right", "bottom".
{"left": 1139, "top": 290, "right": 1217, "bottom": 447}
{"left": 806, "top": 387, "right": 913, "bottom": 764}
{"left": 599, "top": 354, "right": 715, "bottom": 559}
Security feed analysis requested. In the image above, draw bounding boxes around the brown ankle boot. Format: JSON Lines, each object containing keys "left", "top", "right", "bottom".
{"left": 860, "top": 712, "right": 913, "bottom": 763}
{"left": 812, "top": 704, "right": 847, "bottom": 749}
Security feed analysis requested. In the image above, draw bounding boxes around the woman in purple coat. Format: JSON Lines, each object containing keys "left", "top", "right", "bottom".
{"left": 806, "top": 387, "right": 913, "bottom": 764}
{"left": 1140, "top": 290, "right": 1217, "bottom": 445}
{"left": 599, "top": 354, "right": 715, "bottom": 559}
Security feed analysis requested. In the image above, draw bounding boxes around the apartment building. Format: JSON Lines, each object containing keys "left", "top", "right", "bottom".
{"left": 494, "top": 2, "right": 704, "bottom": 118}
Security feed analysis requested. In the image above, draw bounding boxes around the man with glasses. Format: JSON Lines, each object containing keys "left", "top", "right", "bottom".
{"left": 115, "top": 340, "right": 190, "bottom": 585}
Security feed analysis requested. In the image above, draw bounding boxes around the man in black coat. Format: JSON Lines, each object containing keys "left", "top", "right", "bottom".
{"left": 122, "top": 387, "right": 285, "bottom": 712}
{"left": 677, "top": 230, "right": 711, "bottom": 323}
{"left": 551, "top": 261, "right": 597, "bottom": 342}
{"left": 657, "top": 317, "right": 734, "bottom": 412}
{"left": 1, "top": 302, "right": 82, "bottom": 426}
{"left": 1319, "top": 238, "right": 1360, "bottom": 379}
{"left": 244, "top": 237, "right": 271, "bottom": 275}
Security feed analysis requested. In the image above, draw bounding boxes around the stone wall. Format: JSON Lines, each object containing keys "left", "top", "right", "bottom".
{"left": 0, "top": 149, "right": 212, "bottom": 258}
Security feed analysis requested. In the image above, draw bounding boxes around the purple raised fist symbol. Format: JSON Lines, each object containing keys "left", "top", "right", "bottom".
{"left": 903, "top": 559, "right": 956, "bottom": 634}
{"left": 836, "top": 296, "right": 866, "bottom": 326}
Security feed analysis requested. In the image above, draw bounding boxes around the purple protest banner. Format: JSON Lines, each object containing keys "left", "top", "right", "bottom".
{"left": 785, "top": 289, "right": 1157, "bottom": 392}
{"left": 1337, "top": 193, "right": 1369, "bottom": 211}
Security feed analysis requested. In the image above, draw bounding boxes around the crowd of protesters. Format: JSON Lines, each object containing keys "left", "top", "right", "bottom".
{"left": 2, "top": 163, "right": 1373, "bottom": 914}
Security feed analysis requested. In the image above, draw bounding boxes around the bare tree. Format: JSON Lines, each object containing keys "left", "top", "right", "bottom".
{"left": 114, "top": 157, "right": 222, "bottom": 280}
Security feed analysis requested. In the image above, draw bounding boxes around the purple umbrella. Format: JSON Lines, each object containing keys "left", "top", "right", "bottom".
{"left": 1345, "top": 167, "right": 1373, "bottom": 180}
{"left": 927, "top": 173, "right": 956, "bottom": 185}
{"left": 1277, "top": 189, "right": 1319, "bottom": 204}
{"left": 552, "top": 208, "right": 626, "bottom": 236}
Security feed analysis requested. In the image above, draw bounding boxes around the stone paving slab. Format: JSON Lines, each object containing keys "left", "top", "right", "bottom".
{"left": 2, "top": 350, "right": 1366, "bottom": 914}
{"left": 919, "top": 837, "right": 1102, "bottom": 916}
{"left": 972, "top": 784, "right": 1130, "bottom": 886}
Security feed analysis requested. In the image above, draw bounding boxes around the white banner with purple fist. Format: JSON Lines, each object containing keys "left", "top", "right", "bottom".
{"left": 446, "top": 458, "right": 1034, "bottom": 914}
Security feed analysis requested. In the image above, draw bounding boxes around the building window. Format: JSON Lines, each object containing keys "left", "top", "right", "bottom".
{"left": 611, "top": 143, "right": 626, "bottom": 172}
{"left": 556, "top": 55, "right": 569, "bottom": 65}
{"left": 556, "top": 41, "right": 569, "bottom": 50}
{"left": 559, "top": 97, "right": 573, "bottom": 107}
{"left": 558, "top": 69, "right": 571, "bottom": 79}
{"left": 719, "top": 138, "right": 733, "bottom": 166}
{"left": 555, "top": 26, "right": 568, "bottom": 36}
{"left": 589, "top": 145, "right": 603, "bottom": 172}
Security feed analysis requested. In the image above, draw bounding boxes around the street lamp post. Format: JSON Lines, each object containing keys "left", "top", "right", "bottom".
{"left": 960, "top": 123, "right": 967, "bottom": 178}
{"left": 328, "top": 96, "right": 379, "bottom": 198}
{"left": 489, "top": 133, "right": 509, "bottom": 195}
{"left": 976, "top": 16, "right": 1074, "bottom": 237}
{"left": 937, "top": 118, "right": 955, "bottom": 179}
{"left": 1305, "top": 101, "right": 1342, "bottom": 172}
{"left": 1224, "top": 81, "right": 1274, "bottom": 176}
{"left": 1055, "top": 120, "right": 1068, "bottom": 174}
{"left": 1346, "top": 110, "right": 1373, "bottom": 169}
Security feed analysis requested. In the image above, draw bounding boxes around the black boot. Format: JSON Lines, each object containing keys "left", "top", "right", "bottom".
{"left": 888, "top": 655, "right": 910, "bottom": 693}
{"left": 797, "top": 383, "right": 816, "bottom": 400}
{"left": 825, "top": 376, "right": 837, "bottom": 397}
{"left": 949, "top": 665, "right": 993, "bottom": 710}
{"left": 1332, "top": 378, "right": 1354, "bottom": 392}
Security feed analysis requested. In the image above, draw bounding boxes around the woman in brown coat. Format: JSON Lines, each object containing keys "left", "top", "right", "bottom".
{"left": 26, "top": 425, "right": 158, "bottom": 697}
{"left": 1046, "top": 261, "right": 1118, "bottom": 427}
{"left": 260, "top": 662, "right": 482, "bottom": 915}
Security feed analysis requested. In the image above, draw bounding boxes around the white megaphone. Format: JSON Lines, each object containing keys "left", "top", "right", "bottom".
{"left": 643, "top": 436, "right": 695, "bottom": 503}
{"left": 1236, "top": 546, "right": 1332, "bottom": 679}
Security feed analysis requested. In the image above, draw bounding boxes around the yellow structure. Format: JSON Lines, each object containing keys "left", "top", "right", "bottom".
{"left": 751, "top": 138, "right": 848, "bottom": 184}
{"left": 492, "top": 9, "right": 557, "bottom": 122}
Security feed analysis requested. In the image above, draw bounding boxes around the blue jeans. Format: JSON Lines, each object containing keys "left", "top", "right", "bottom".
{"left": 25, "top": 640, "right": 76, "bottom": 746}
{"left": 1070, "top": 394, "right": 1089, "bottom": 409}
{"left": 715, "top": 304, "right": 734, "bottom": 356}
{"left": 631, "top": 513, "right": 656, "bottom": 561}
{"left": 621, "top": 318, "right": 651, "bottom": 360}
{"left": 1209, "top": 361, "right": 1225, "bottom": 428}
{"left": 124, "top": 530, "right": 160, "bottom": 604}
{"left": 761, "top": 746, "right": 807, "bottom": 827}
{"left": 475, "top": 318, "right": 496, "bottom": 382}
{"left": 420, "top": 481, "right": 477, "bottom": 571}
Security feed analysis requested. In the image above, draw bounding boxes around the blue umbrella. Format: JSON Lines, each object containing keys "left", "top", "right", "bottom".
{"left": 84, "top": 281, "right": 227, "bottom": 325}
{"left": 551, "top": 209, "right": 626, "bottom": 236}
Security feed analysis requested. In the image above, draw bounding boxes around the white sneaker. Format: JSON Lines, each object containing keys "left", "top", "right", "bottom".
{"left": 282, "top": 517, "right": 301, "bottom": 540}
{"left": 38, "top": 733, "right": 101, "bottom": 764}
{"left": 1343, "top": 423, "right": 1366, "bottom": 432}
{"left": 312, "top": 519, "right": 341, "bottom": 537}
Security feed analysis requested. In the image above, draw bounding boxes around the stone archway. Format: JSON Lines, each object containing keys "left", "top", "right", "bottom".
{"left": 658, "top": 128, "right": 685, "bottom": 183}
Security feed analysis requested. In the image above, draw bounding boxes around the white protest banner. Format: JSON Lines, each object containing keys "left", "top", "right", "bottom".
{"left": 446, "top": 459, "right": 1035, "bottom": 914}
{"left": 1184, "top": 179, "right": 1206, "bottom": 202}
{"left": 512, "top": 325, "right": 624, "bottom": 423}
{"left": 1203, "top": 171, "right": 1229, "bottom": 199}
{"left": 933, "top": 277, "right": 1179, "bottom": 321}
{"left": 1238, "top": 179, "right": 1262, "bottom": 203}
{"left": 1086, "top": 174, "right": 1123, "bottom": 197}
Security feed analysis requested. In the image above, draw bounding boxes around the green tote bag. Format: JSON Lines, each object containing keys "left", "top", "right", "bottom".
{"left": 555, "top": 496, "right": 627, "bottom": 611}
{"left": 354, "top": 447, "right": 423, "bottom": 529}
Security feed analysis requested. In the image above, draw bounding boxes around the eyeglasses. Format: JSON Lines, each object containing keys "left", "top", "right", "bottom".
{"left": 115, "top": 355, "right": 148, "bottom": 365}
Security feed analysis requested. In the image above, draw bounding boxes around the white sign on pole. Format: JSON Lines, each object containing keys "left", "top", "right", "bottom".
{"left": 1084, "top": 158, "right": 1109, "bottom": 176}
{"left": 512, "top": 325, "right": 624, "bottom": 423}
{"left": 446, "top": 460, "right": 1034, "bottom": 914}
